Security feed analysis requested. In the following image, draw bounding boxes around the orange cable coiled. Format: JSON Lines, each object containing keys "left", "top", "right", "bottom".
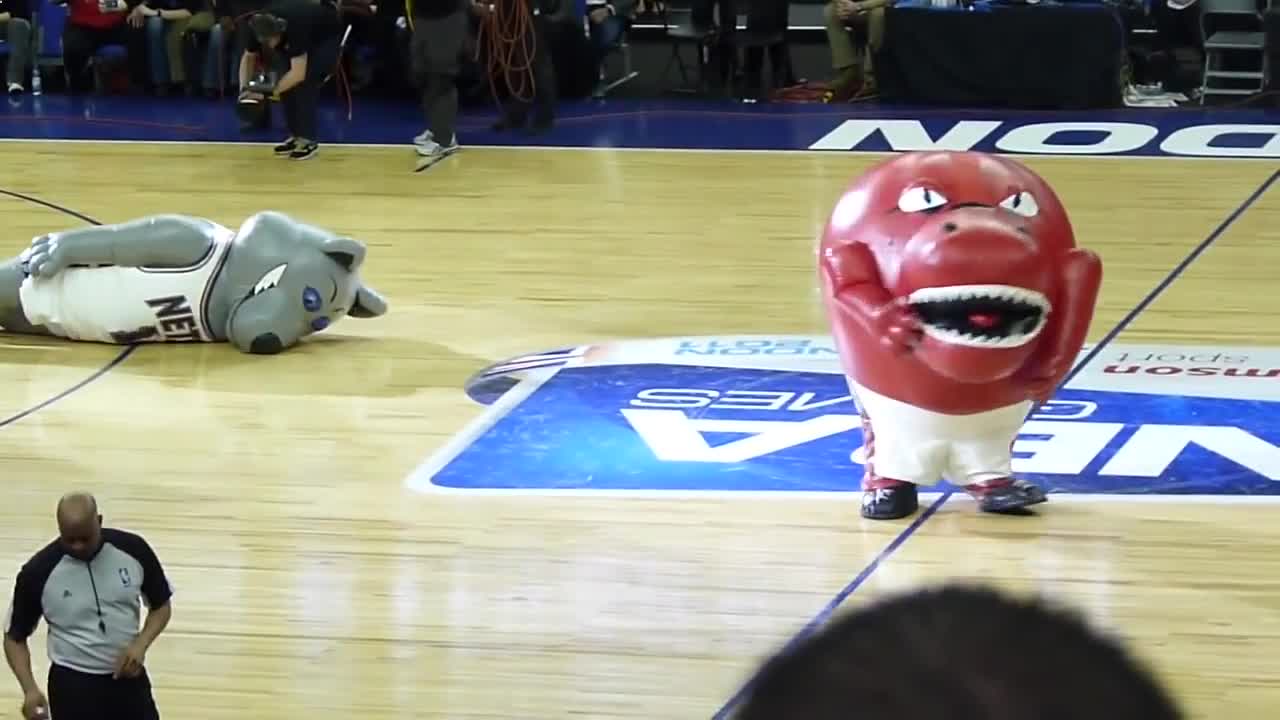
{"left": 474, "top": 0, "right": 539, "bottom": 106}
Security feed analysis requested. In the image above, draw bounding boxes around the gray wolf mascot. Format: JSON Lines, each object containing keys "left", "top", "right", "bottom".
{"left": 0, "top": 211, "right": 387, "bottom": 354}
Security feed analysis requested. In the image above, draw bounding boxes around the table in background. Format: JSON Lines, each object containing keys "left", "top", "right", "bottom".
{"left": 875, "top": 0, "right": 1128, "bottom": 109}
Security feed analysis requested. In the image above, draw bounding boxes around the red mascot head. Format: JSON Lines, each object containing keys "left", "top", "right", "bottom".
{"left": 820, "top": 151, "right": 1080, "bottom": 385}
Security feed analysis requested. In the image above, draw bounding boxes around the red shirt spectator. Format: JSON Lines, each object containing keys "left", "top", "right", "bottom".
{"left": 67, "top": 0, "right": 129, "bottom": 29}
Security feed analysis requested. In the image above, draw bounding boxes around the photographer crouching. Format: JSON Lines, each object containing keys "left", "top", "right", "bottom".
{"left": 237, "top": 0, "right": 343, "bottom": 160}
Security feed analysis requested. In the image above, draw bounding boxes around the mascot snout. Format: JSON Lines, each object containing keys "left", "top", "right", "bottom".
{"left": 900, "top": 207, "right": 1048, "bottom": 292}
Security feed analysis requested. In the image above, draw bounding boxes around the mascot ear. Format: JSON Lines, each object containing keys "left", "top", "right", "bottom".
{"left": 321, "top": 236, "right": 367, "bottom": 272}
{"left": 350, "top": 286, "right": 388, "bottom": 319}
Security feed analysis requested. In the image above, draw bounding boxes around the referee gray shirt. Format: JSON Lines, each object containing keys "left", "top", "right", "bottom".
{"left": 4, "top": 528, "right": 173, "bottom": 675}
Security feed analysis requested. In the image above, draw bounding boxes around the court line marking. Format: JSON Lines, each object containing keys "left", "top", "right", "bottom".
{"left": 0, "top": 189, "right": 138, "bottom": 429}
{"left": 0, "top": 136, "right": 1276, "bottom": 163}
{"left": 411, "top": 486, "right": 1280, "bottom": 503}
{"left": 707, "top": 167, "right": 1280, "bottom": 720}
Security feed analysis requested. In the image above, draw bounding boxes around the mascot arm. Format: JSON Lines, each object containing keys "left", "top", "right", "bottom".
{"left": 1021, "top": 248, "right": 1103, "bottom": 400}
{"left": 821, "top": 243, "right": 920, "bottom": 350}
{"left": 23, "top": 215, "right": 219, "bottom": 277}
{"left": 821, "top": 243, "right": 893, "bottom": 331}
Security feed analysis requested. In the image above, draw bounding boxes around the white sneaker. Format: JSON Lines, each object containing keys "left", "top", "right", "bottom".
{"left": 413, "top": 129, "right": 433, "bottom": 148}
{"left": 7, "top": 82, "right": 23, "bottom": 96}
{"left": 414, "top": 135, "right": 458, "bottom": 157}
{"left": 413, "top": 136, "right": 460, "bottom": 172}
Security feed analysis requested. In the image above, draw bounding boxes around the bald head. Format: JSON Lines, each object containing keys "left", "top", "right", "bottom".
{"left": 56, "top": 492, "right": 102, "bottom": 561}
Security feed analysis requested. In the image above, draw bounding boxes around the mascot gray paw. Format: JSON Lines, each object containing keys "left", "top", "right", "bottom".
{"left": 21, "top": 235, "right": 75, "bottom": 278}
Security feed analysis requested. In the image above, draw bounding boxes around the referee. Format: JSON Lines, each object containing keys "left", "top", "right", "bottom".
{"left": 3, "top": 493, "right": 174, "bottom": 720}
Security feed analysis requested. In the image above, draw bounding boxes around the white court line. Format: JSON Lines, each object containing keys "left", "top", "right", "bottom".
{"left": 408, "top": 482, "right": 1280, "bottom": 504}
{"left": 0, "top": 136, "right": 1275, "bottom": 163}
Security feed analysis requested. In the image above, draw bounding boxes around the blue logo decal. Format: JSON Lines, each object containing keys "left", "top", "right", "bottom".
{"left": 421, "top": 362, "right": 1280, "bottom": 495}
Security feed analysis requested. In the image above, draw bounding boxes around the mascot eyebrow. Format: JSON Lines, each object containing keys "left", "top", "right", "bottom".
{"left": 890, "top": 184, "right": 1039, "bottom": 216}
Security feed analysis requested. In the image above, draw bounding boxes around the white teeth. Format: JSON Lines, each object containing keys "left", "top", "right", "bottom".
{"left": 907, "top": 284, "right": 1050, "bottom": 349}
{"left": 919, "top": 324, "right": 1044, "bottom": 349}
{"left": 907, "top": 284, "right": 1050, "bottom": 311}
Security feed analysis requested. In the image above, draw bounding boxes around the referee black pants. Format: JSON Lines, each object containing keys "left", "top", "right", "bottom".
{"left": 48, "top": 664, "right": 160, "bottom": 720}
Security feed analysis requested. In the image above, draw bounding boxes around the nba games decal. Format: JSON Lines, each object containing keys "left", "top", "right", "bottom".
{"left": 406, "top": 336, "right": 1280, "bottom": 496}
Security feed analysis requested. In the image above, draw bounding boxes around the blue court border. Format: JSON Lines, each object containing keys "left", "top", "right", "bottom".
{"left": 0, "top": 189, "right": 137, "bottom": 430}
{"left": 709, "top": 167, "right": 1280, "bottom": 719}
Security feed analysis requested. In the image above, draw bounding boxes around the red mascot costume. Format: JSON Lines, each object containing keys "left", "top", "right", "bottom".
{"left": 818, "top": 151, "right": 1102, "bottom": 520}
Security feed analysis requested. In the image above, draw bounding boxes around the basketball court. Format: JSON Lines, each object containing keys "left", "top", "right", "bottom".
{"left": 0, "top": 128, "right": 1278, "bottom": 720}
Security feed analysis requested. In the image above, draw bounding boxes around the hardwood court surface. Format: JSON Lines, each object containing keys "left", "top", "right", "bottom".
{"left": 0, "top": 141, "right": 1277, "bottom": 719}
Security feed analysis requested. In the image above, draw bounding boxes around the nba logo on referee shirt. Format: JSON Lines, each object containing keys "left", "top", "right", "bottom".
{"left": 407, "top": 336, "right": 1280, "bottom": 497}
{"left": 119, "top": 568, "right": 131, "bottom": 586}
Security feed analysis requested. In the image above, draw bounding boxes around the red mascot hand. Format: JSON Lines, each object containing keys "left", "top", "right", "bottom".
{"left": 1017, "top": 246, "right": 1104, "bottom": 402}
{"left": 871, "top": 297, "right": 923, "bottom": 353}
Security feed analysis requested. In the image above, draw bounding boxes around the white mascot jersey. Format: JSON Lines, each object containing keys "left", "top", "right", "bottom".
{"left": 18, "top": 224, "right": 236, "bottom": 344}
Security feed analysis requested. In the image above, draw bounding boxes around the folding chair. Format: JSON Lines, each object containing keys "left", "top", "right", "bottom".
{"left": 1199, "top": 0, "right": 1271, "bottom": 101}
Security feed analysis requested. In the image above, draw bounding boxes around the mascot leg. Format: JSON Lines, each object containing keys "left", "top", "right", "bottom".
{"left": 852, "top": 383, "right": 942, "bottom": 520}
{"left": 950, "top": 410, "right": 1048, "bottom": 513}
{"left": 0, "top": 256, "right": 48, "bottom": 336}
{"left": 857, "top": 409, "right": 922, "bottom": 520}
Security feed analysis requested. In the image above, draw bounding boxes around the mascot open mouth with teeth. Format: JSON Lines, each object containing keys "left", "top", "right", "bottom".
{"left": 818, "top": 151, "right": 1102, "bottom": 520}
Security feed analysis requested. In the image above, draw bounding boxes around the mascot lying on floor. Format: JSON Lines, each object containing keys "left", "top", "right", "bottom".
{"left": 0, "top": 211, "right": 387, "bottom": 355}
{"left": 818, "top": 151, "right": 1102, "bottom": 520}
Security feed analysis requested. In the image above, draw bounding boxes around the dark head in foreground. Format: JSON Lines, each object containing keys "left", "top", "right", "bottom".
{"left": 734, "top": 584, "right": 1183, "bottom": 720}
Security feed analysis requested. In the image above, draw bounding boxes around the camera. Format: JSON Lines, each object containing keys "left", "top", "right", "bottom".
{"left": 245, "top": 74, "right": 277, "bottom": 95}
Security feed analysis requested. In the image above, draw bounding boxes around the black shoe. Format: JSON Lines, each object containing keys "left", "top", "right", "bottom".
{"left": 273, "top": 138, "right": 297, "bottom": 156}
{"left": 861, "top": 483, "right": 919, "bottom": 520}
{"left": 289, "top": 142, "right": 318, "bottom": 160}
{"left": 966, "top": 478, "right": 1048, "bottom": 514}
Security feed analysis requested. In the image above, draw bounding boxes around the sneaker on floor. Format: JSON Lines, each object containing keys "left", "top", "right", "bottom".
{"left": 273, "top": 137, "right": 297, "bottom": 156}
{"left": 289, "top": 141, "right": 318, "bottom": 160}
{"left": 413, "top": 129, "right": 433, "bottom": 148}
{"left": 413, "top": 137, "right": 460, "bottom": 172}
{"left": 414, "top": 136, "right": 458, "bottom": 158}
{"left": 7, "top": 83, "right": 23, "bottom": 96}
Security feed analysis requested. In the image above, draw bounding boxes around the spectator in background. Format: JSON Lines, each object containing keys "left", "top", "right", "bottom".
{"left": 0, "top": 0, "right": 33, "bottom": 95}
{"left": 406, "top": 0, "right": 467, "bottom": 164}
{"left": 1150, "top": 0, "right": 1202, "bottom": 94}
{"left": 240, "top": 0, "right": 344, "bottom": 160}
{"left": 138, "top": 0, "right": 210, "bottom": 94}
{"left": 193, "top": 0, "right": 235, "bottom": 96}
{"left": 225, "top": 0, "right": 268, "bottom": 92}
{"left": 585, "top": 0, "right": 634, "bottom": 92}
{"left": 733, "top": 584, "right": 1184, "bottom": 720}
{"left": 822, "top": 0, "right": 890, "bottom": 102}
{"left": 62, "top": 0, "right": 150, "bottom": 93}
{"left": 487, "top": 0, "right": 567, "bottom": 136}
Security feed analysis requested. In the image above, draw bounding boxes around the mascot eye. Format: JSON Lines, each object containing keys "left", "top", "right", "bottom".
{"left": 302, "top": 286, "right": 323, "bottom": 312}
{"left": 311, "top": 317, "right": 330, "bottom": 332}
{"left": 1000, "top": 191, "right": 1039, "bottom": 218}
{"left": 897, "top": 186, "right": 948, "bottom": 213}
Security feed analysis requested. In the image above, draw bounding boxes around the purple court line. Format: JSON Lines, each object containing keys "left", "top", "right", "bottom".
{"left": 0, "top": 188, "right": 137, "bottom": 429}
{"left": 0, "top": 115, "right": 206, "bottom": 132}
{"left": 709, "top": 167, "right": 1280, "bottom": 720}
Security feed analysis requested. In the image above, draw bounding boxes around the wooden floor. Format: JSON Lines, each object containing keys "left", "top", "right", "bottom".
{"left": 0, "top": 142, "right": 1278, "bottom": 719}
